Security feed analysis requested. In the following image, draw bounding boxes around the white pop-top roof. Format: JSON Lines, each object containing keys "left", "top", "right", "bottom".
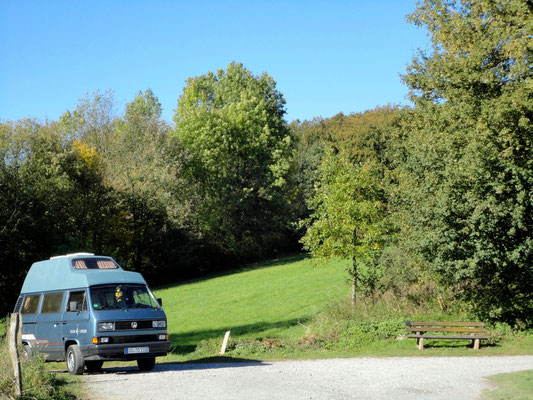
{"left": 50, "top": 252, "right": 95, "bottom": 260}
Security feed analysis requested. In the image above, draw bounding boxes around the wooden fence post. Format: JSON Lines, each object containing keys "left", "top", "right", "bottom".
{"left": 219, "top": 331, "right": 231, "bottom": 355}
{"left": 8, "top": 313, "right": 23, "bottom": 397}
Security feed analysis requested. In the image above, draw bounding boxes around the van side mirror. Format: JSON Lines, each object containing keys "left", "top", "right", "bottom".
{"left": 69, "top": 301, "right": 78, "bottom": 312}
{"left": 157, "top": 298, "right": 163, "bottom": 307}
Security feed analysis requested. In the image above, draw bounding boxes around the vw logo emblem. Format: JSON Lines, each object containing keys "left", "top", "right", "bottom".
{"left": 131, "top": 321, "right": 138, "bottom": 329}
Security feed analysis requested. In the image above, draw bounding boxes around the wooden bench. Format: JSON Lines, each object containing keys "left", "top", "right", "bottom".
{"left": 405, "top": 321, "right": 489, "bottom": 350}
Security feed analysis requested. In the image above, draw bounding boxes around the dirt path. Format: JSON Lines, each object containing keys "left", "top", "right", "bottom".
{"left": 84, "top": 356, "right": 533, "bottom": 399}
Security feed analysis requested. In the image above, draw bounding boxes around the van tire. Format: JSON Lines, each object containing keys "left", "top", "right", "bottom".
{"left": 66, "top": 345, "right": 85, "bottom": 375}
{"left": 85, "top": 360, "right": 104, "bottom": 373}
{"left": 137, "top": 357, "right": 155, "bottom": 371}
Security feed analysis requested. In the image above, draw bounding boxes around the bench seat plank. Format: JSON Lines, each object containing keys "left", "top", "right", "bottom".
{"left": 407, "top": 334, "right": 489, "bottom": 340}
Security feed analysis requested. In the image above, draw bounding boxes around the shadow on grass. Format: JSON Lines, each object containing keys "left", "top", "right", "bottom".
{"left": 169, "top": 317, "right": 310, "bottom": 355}
{"left": 155, "top": 253, "right": 310, "bottom": 291}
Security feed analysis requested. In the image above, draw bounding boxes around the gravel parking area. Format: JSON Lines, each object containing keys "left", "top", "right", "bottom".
{"left": 84, "top": 356, "right": 533, "bottom": 400}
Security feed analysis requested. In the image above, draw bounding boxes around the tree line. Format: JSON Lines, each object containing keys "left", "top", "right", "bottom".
{"left": 1, "top": 0, "right": 531, "bottom": 326}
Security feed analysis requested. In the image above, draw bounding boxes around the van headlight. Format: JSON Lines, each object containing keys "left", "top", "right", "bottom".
{"left": 97, "top": 322, "right": 115, "bottom": 331}
{"left": 152, "top": 320, "right": 166, "bottom": 328}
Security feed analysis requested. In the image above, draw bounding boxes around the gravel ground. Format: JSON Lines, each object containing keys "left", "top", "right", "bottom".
{"left": 84, "top": 356, "right": 533, "bottom": 400}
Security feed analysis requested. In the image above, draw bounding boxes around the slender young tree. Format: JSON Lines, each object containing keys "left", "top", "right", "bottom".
{"left": 300, "top": 148, "right": 386, "bottom": 305}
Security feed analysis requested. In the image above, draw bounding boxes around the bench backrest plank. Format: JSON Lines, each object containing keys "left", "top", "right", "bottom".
{"left": 406, "top": 321, "right": 485, "bottom": 327}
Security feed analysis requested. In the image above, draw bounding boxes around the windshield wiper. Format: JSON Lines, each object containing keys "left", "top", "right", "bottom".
{"left": 131, "top": 304, "right": 153, "bottom": 309}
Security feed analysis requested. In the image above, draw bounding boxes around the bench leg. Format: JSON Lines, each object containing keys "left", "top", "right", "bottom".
{"left": 473, "top": 339, "right": 480, "bottom": 350}
{"left": 418, "top": 338, "right": 424, "bottom": 350}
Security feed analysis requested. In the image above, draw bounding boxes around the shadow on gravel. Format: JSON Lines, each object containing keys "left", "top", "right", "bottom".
{"left": 89, "top": 357, "right": 268, "bottom": 375}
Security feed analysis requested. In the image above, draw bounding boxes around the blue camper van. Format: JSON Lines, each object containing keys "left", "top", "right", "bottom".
{"left": 13, "top": 253, "right": 170, "bottom": 375}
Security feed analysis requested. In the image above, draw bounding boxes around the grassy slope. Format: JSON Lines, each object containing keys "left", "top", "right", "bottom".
{"left": 155, "top": 255, "right": 349, "bottom": 357}
{"left": 150, "top": 255, "right": 532, "bottom": 362}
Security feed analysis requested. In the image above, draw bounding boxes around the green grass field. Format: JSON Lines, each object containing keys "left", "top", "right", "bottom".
{"left": 154, "top": 255, "right": 350, "bottom": 357}
{"left": 148, "top": 254, "right": 532, "bottom": 362}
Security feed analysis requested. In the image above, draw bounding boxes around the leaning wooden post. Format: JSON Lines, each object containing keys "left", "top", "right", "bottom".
{"left": 219, "top": 331, "right": 231, "bottom": 355}
{"left": 8, "top": 313, "right": 23, "bottom": 397}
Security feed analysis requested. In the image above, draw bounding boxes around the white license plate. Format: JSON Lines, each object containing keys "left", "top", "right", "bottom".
{"left": 124, "top": 347, "right": 149, "bottom": 354}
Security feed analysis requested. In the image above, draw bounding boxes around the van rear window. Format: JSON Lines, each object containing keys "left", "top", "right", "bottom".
{"left": 72, "top": 258, "right": 118, "bottom": 270}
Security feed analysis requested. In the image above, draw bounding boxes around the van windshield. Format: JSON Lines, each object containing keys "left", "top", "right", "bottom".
{"left": 90, "top": 284, "right": 159, "bottom": 310}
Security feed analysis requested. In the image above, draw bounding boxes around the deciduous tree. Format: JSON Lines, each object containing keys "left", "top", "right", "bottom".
{"left": 397, "top": 0, "right": 533, "bottom": 324}
{"left": 300, "top": 148, "right": 387, "bottom": 305}
{"left": 174, "top": 62, "right": 294, "bottom": 257}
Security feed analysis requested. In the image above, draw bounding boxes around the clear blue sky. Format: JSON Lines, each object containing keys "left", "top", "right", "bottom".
{"left": 0, "top": 0, "right": 430, "bottom": 123}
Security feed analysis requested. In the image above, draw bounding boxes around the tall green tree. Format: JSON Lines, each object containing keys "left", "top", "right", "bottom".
{"left": 300, "top": 148, "right": 387, "bottom": 305}
{"left": 107, "top": 89, "right": 194, "bottom": 275}
{"left": 108, "top": 90, "right": 167, "bottom": 191}
{"left": 59, "top": 90, "right": 117, "bottom": 156}
{"left": 397, "top": 0, "right": 533, "bottom": 324}
{"left": 174, "top": 62, "right": 294, "bottom": 257}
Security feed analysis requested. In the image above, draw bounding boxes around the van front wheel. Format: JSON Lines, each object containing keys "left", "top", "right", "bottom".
{"left": 137, "top": 357, "right": 155, "bottom": 371}
{"left": 66, "top": 345, "right": 85, "bottom": 375}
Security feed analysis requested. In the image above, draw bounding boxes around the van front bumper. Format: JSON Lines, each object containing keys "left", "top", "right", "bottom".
{"left": 82, "top": 341, "right": 171, "bottom": 361}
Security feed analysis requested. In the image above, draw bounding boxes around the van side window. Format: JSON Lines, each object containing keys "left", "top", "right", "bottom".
{"left": 67, "top": 291, "right": 87, "bottom": 312}
{"left": 41, "top": 292, "right": 64, "bottom": 313}
{"left": 21, "top": 295, "right": 40, "bottom": 314}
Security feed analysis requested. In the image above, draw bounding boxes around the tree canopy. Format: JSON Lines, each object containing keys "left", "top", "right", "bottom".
{"left": 174, "top": 62, "right": 294, "bottom": 257}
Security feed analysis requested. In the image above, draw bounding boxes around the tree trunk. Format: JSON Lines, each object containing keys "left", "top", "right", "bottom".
{"left": 351, "top": 256, "right": 357, "bottom": 306}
